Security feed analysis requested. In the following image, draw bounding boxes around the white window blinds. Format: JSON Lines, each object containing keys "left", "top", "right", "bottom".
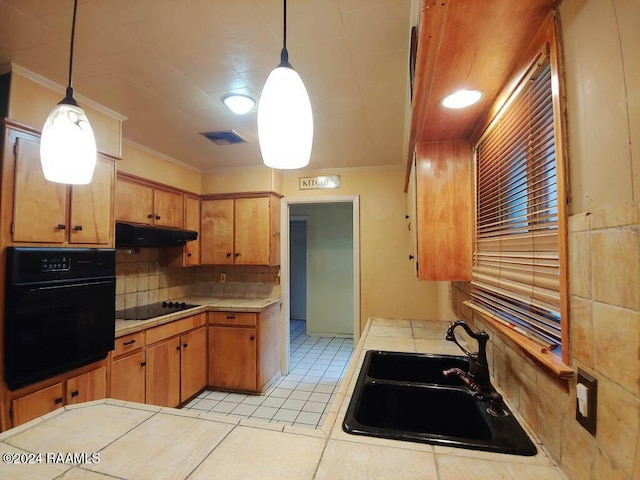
{"left": 470, "top": 52, "right": 561, "bottom": 350}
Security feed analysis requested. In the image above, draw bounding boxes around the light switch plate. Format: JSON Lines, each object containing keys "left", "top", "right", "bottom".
{"left": 576, "top": 368, "right": 597, "bottom": 435}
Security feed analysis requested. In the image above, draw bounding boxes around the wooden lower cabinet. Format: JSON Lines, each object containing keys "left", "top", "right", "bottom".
{"left": 145, "top": 336, "right": 181, "bottom": 408}
{"left": 10, "top": 366, "right": 107, "bottom": 428}
{"left": 111, "top": 351, "right": 146, "bottom": 403}
{"left": 208, "top": 326, "right": 257, "bottom": 391}
{"left": 208, "top": 304, "right": 280, "bottom": 393}
{"left": 180, "top": 327, "right": 207, "bottom": 402}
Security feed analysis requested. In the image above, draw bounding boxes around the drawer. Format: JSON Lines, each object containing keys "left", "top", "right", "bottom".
{"left": 113, "top": 332, "right": 145, "bottom": 357}
{"left": 208, "top": 311, "right": 257, "bottom": 327}
{"left": 146, "top": 313, "right": 206, "bottom": 345}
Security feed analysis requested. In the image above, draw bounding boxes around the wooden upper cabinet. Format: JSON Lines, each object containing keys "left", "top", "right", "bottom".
{"left": 154, "top": 189, "right": 184, "bottom": 228}
{"left": 115, "top": 177, "right": 184, "bottom": 228}
{"left": 114, "top": 178, "right": 154, "bottom": 224}
{"left": 415, "top": 141, "right": 472, "bottom": 281}
{"left": 200, "top": 195, "right": 280, "bottom": 266}
{"left": 9, "top": 132, "right": 115, "bottom": 246}
{"left": 201, "top": 198, "right": 234, "bottom": 265}
{"left": 12, "top": 137, "right": 67, "bottom": 243}
{"left": 184, "top": 196, "right": 200, "bottom": 265}
{"left": 70, "top": 157, "right": 114, "bottom": 244}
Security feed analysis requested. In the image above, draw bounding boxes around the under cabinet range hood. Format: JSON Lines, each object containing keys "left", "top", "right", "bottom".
{"left": 115, "top": 221, "right": 197, "bottom": 248}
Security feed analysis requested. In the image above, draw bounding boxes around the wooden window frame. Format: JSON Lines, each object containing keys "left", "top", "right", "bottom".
{"left": 466, "top": 15, "right": 572, "bottom": 378}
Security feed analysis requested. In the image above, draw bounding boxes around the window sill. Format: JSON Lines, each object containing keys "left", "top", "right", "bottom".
{"left": 463, "top": 301, "right": 574, "bottom": 380}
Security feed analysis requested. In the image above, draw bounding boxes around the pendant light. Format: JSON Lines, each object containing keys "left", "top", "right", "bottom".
{"left": 40, "top": 0, "right": 96, "bottom": 185}
{"left": 257, "top": 0, "right": 313, "bottom": 169}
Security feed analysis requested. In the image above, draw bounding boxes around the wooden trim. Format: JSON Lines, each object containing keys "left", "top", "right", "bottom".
{"left": 201, "top": 191, "right": 284, "bottom": 201}
{"left": 465, "top": 301, "right": 573, "bottom": 379}
{"left": 116, "top": 171, "right": 196, "bottom": 196}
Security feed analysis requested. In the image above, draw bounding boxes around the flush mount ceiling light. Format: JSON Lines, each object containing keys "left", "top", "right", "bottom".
{"left": 441, "top": 89, "right": 483, "bottom": 109}
{"left": 40, "top": 0, "right": 96, "bottom": 185}
{"left": 222, "top": 94, "right": 256, "bottom": 114}
{"left": 257, "top": 0, "right": 313, "bottom": 170}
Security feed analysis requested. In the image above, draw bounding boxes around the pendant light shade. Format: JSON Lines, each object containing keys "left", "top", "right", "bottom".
{"left": 258, "top": 0, "right": 313, "bottom": 169}
{"left": 41, "top": 0, "right": 96, "bottom": 185}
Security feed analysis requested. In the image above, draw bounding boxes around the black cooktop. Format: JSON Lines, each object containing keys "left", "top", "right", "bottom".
{"left": 116, "top": 301, "right": 200, "bottom": 321}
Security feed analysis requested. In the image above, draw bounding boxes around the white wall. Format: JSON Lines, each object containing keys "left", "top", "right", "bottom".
{"left": 289, "top": 203, "right": 354, "bottom": 336}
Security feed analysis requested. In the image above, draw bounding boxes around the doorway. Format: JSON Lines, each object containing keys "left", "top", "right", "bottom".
{"left": 281, "top": 196, "right": 360, "bottom": 375}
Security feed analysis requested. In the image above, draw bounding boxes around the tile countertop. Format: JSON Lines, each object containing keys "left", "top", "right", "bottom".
{"left": 0, "top": 318, "right": 567, "bottom": 480}
{"left": 115, "top": 296, "right": 281, "bottom": 337}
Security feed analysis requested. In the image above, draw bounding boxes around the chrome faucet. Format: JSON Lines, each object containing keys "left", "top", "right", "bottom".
{"left": 442, "top": 320, "right": 505, "bottom": 416}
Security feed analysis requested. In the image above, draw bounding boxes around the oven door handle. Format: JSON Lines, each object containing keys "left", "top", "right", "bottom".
{"left": 28, "top": 280, "right": 113, "bottom": 292}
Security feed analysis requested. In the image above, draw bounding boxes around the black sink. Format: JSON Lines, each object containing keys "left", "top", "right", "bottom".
{"left": 343, "top": 350, "right": 537, "bottom": 456}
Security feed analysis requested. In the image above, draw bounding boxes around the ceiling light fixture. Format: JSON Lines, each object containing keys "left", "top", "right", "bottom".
{"left": 441, "top": 89, "right": 483, "bottom": 109}
{"left": 40, "top": 0, "right": 96, "bottom": 185}
{"left": 257, "top": 0, "right": 313, "bottom": 170}
{"left": 222, "top": 94, "right": 256, "bottom": 114}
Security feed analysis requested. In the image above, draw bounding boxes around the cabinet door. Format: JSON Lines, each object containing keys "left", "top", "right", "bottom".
{"left": 208, "top": 326, "right": 257, "bottom": 391}
{"left": 146, "top": 337, "right": 181, "bottom": 407}
{"left": 407, "top": 157, "right": 418, "bottom": 276}
{"left": 201, "top": 199, "right": 234, "bottom": 265}
{"left": 235, "top": 197, "right": 270, "bottom": 265}
{"left": 115, "top": 179, "right": 154, "bottom": 224}
{"left": 180, "top": 327, "right": 207, "bottom": 402}
{"left": 154, "top": 190, "right": 184, "bottom": 228}
{"left": 184, "top": 196, "right": 200, "bottom": 266}
{"left": 13, "top": 137, "right": 67, "bottom": 243}
{"left": 111, "top": 351, "right": 146, "bottom": 403}
{"left": 66, "top": 366, "right": 107, "bottom": 405}
{"left": 70, "top": 157, "right": 114, "bottom": 244}
{"left": 11, "top": 383, "right": 63, "bottom": 427}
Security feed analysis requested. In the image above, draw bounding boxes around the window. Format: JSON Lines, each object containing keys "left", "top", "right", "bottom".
{"left": 468, "top": 50, "right": 567, "bottom": 357}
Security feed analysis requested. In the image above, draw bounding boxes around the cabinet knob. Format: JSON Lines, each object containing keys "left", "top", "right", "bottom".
{"left": 405, "top": 214, "right": 409, "bottom": 219}
{"left": 183, "top": 343, "right": 188, "bottom": 348}
{"left": 409, "top": 254, "right": 414, "bottom": 260}
{"left": 176, "top": 345, "right": 181, "bottom": 351}
{"left": 140, "top": 361, "right": 147, "bottom": 367}
{"left": 73, "top": 225, "right": 83, "bottom": 231}
{"left": 56, "top": 224, "right": 66, "bottom": 230}
{"left": 187, "top": 253, "right": 192, "bottom": 257}
{"left": 147, "top": 214, "right": 154, "bottom": 219}
{"left": 226, "top": 253, "right": 232, "bottom": 257}
{"left": 249, "top": 335, "right": 255, "bottom": 341}
{"left": 155, "top": 215, "right": 161, "bottom": 220}
{"left": 54, "top": 397, "right": 63, "bottom": 405}
{"left": 235, "top": 253, "right": 240, "bottom": 257}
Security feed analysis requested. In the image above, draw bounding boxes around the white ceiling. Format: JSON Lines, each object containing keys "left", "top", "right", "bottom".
{"left": 0, "top": 0, "right": 413, "bottom": 172}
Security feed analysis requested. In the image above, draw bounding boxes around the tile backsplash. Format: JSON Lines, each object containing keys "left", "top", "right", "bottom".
{"left": 115, "top": 248, "right": 281, "bottom": 311}
{"left": 452, "top": 201, "right": 640, "bottom": 480}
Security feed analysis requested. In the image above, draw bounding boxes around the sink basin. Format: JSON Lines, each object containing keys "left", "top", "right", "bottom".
{"left": 343, "top": 350, "right": 537, "bottom": 456}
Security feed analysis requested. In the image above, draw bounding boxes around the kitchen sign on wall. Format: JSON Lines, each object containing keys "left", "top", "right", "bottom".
{"left": 299, "top": 175, "right": 341, "bottom": 190}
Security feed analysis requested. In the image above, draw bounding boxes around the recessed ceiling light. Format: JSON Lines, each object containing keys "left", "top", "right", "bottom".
{"left": 441, "top": 89, "right": 483, "bottom": 109}
{"left": 222, "top": 94, "right": 256, "bottom": 114}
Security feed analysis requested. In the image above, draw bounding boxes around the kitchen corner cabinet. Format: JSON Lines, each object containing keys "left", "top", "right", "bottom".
{"left": 5, "top": 129, "right": 115, "bottom": 246}
{"left": 115, "top": 176, "right": 184, "bottom": 228}
{"left": 208, "top": 303, "right": 280, "bottom": 393}
{"left": 200, "top": 194, "right": 281, "bottom": 266}
{"left": 9, "top": 366, "right": 107, "bottom": 428}
{"left": 414, "top": 141, "right": 472, "bottom": 281}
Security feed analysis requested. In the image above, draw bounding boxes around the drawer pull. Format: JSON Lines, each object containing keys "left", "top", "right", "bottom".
{"left": 71, "top": 390, "right": 79, "bottom": 398}
{"left": 123, "top": 339, "right": 136, "bottom": 346}
{"left": 54, "top": 397, "right": 63, "bottom": 405}
{"left": 73, "top": 225, "right": 83, "bottom": 231}
{"left": 226, "top": 316, "right": 236, "bottom": 321}
{"left": 56, "top": 224, "right": 66, "bottom": 230}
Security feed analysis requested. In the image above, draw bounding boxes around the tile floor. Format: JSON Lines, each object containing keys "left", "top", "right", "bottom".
{"left": 182, "top": 319, "right": 354, "bottom": 429}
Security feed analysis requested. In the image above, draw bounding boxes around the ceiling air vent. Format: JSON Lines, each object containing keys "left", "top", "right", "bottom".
{"left": 200, "top": 130, "right": 248, "bottom": 145}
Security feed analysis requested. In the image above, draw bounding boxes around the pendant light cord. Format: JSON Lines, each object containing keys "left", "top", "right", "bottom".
{"left": 279, "top": 0, "right": 291, "bottom": 67}
{"left": 68, "top": 0, "right": 78, "bottom": 89}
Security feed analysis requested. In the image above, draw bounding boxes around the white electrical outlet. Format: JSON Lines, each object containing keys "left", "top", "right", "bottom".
{"left": 220, "top": 273, "right": 226, "bottom": 283}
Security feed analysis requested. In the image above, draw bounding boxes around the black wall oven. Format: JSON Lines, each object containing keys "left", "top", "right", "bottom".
{"left": 4, "top": 247, "right": 115, "bottom": 391}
